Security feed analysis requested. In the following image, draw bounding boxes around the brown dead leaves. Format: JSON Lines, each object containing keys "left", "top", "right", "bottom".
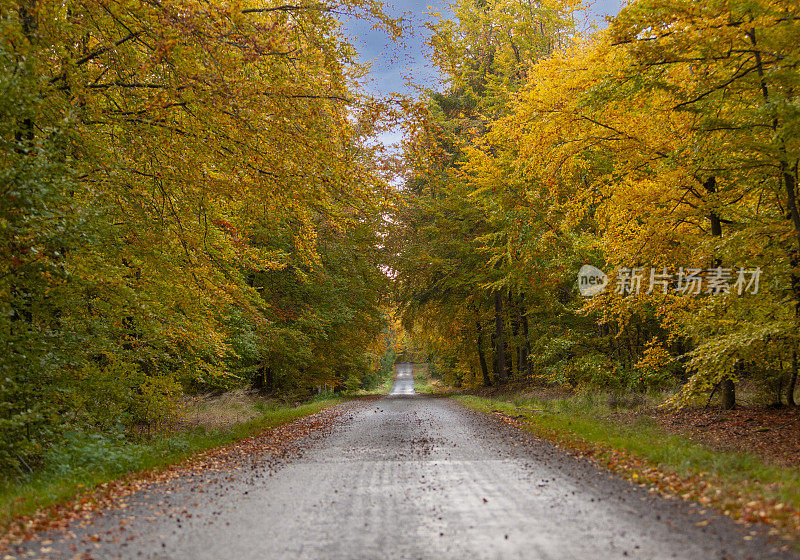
{"left": 490, "top": 408, "right": 800, "bottom": 549}
{"left": 647, "top": 406, "right": 800, "bottom": 467}
{"left": 0, "top": 404, "right": 353, "bottom": 554}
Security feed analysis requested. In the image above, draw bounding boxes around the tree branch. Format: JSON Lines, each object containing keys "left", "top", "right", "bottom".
{"left": 241, "top": 3, "right": 332, "bottom": 15}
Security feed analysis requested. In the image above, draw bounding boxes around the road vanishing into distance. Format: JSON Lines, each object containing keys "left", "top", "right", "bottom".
{"left": 389, "top": 362, "right": 416, "bottom": 395}
{"left": 9, "top": 364, "right": 798, "bottom": 559}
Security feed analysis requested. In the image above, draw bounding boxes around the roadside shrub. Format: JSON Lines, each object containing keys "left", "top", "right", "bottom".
{"left": 345, "top": 373, "right": 362, "bottom": 394}
{"left": 42, "top": 429, "right": 147, "bottom": 479}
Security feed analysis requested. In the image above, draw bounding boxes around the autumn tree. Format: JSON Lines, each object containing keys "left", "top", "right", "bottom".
{"left": 396, "top": 0, "right": 800, "bottom": 410}
{"left": 0, "top": 0, "right": 399, "bottom": 476}
{"left": 391, "top": 0, "right": 575, "bottom": 387}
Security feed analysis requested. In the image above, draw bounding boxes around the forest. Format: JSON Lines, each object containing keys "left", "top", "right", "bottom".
{"left": 393, "top": 0, "right": 800, "bottom": 410}
{"left": 2, "top": 0, "right": 799, "bottom": 483}
{"left": 0, "top": 0, "right": 404, "bottom": 477}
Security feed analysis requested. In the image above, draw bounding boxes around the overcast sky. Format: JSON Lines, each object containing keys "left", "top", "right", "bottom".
{"left": 342, "top": 1, "right": 624, "bottom": 97}
{"left": 340, "top": 0, "right": 624, "bottom": 148}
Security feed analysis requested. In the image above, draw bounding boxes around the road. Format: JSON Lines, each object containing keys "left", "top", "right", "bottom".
{"left": 8, "top": 364, "right": 797, "bottom": 559}
{"left": 389, "top": 362, "right": 415, "bottom": 395}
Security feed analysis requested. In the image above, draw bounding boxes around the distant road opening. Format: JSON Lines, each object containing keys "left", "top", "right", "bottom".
{"left": 389, "top": 362, "right": 415, "bottom": 395}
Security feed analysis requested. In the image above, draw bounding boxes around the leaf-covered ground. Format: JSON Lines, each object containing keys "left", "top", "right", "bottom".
{"left": 473, "top": 381, "right": 800, "bottom": 468}
{"left": 643, "top": 406, "right": 800, "bottom": 467}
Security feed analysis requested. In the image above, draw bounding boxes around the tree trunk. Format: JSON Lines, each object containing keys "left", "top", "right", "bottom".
{"left": 750, "top": 31, "right": 800, "bottom": 407}
{"left": 510, "top": 294, "right": 521, "bottom": 377}
{"left": 721, "top": 378, "right": 736, "bottom": 410}
{"left": 704, "top": 176, "right": 735, "bottom": 409}
{"left": 704, "top": 177, "right": 723, "bottom": 238}
{"left": 785, "top": 171, "right": 800, "bottom": 405}
{"left": 515, "top": 295, "right": 531, "bottom": 377}
{"left": 494, "top": 291, "right": 508, "bottom": 383}
{"left": 520, "top": 301, "right": 531, "bottom": 376}
{"left": 789, "top": 351, "right": 798, "bottom": 407}
{"left": 476, "top": 320, "right": 491, "bottom": 387}
{"left": 252, "top": 362, "right": 274, "bottom": 393}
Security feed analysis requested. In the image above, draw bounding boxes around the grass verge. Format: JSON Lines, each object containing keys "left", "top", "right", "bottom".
{"left": 0, "top": 397, "right": 341, "bottom": 533}
{"left": 354, "top": 372, "right": 395, "bottom": 396}
{"left": 414, "top": 369, "right": 435, "bottom": 394}
{"left": 457, "top": 394, "right": 800, "bottom": 546}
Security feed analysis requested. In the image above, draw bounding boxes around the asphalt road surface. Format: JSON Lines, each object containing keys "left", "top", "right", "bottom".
{"left": 390, "top": 362, "right": 415, "bottom": 395}
{"left": 9, "top": 364, "right": 798, "bottom": 559}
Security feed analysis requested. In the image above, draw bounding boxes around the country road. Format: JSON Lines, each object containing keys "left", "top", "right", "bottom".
{"left": 9, "top": 364, "right": 798, "bottom": 560}
{"left": 389, "top": 362, "right": 415, "bottom": 395}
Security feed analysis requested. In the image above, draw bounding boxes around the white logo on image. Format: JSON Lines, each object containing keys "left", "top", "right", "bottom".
{"left": 578, "top": 265, "right": 608, "bottom": 297}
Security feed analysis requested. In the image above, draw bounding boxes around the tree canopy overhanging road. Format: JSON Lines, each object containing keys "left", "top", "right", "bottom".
{"left": 3, "top": 0, "right": 800, "bottom": 556}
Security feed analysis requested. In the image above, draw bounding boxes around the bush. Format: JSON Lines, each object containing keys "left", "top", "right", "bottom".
{"left": 42, "top": 429, "right": 147, "bottom": 479}
{"left": 345, "top": 373, "right": 362, "bottom": 394}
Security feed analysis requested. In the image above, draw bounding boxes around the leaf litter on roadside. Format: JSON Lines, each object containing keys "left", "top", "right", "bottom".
{"left": 489, "top": 408, "right": 800, "bottom": 550}
{"left": 0, "top": 404, "right": 356, "bottom": 555}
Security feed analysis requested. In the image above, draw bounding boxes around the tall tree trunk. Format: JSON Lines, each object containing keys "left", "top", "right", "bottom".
{"left": 784, "top": 167, "right": 800, "bottom": 391}
{"left": 705, "top": 176, "right": 736, "bottom": 408}
{"left": 520, "top": 298, "right": 531, "bottom": 376}
{"left": 494, "top": 291, "right": 508, "bottom": 383}
{"left": 776, "top": 357, "right": 785, "bottom": 407}
{"left": 510, "top": 294, "right": 521, "bottom": 377}
{"left": 513, "top": 294, "right": 530, "bottom": 378}
{"left": 705, "top": 177, "right": 723, "bottom": 238}
{"left": 750, "top": 30, "right": 800, "bottom": 406}
{"left": 476, "top": 319, "right": 491, "bottom": 387}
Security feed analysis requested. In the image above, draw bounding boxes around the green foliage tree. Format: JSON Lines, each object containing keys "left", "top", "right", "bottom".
{"left": 0, "top": 0, "right": 399, "bottom": 478}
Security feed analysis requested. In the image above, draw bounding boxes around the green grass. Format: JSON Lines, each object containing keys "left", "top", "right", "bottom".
{"left": 373, "top": 374, "right": 395, "bottom": 394}
{"left": 413, "top": 369, "right": 435, "bottom": 394}
{"left": 0, "top": 397, "right": 341, "bottom": 531}
{"left": 353, "top": 372, "right": 395, "bottom": 396}
{"left": 456, "top": 394, "right": 800, "bottom": 518}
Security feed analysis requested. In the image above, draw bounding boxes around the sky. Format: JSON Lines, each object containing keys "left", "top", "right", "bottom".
{"left": 340, "top": 0, "right": 624, "bottom": 148}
